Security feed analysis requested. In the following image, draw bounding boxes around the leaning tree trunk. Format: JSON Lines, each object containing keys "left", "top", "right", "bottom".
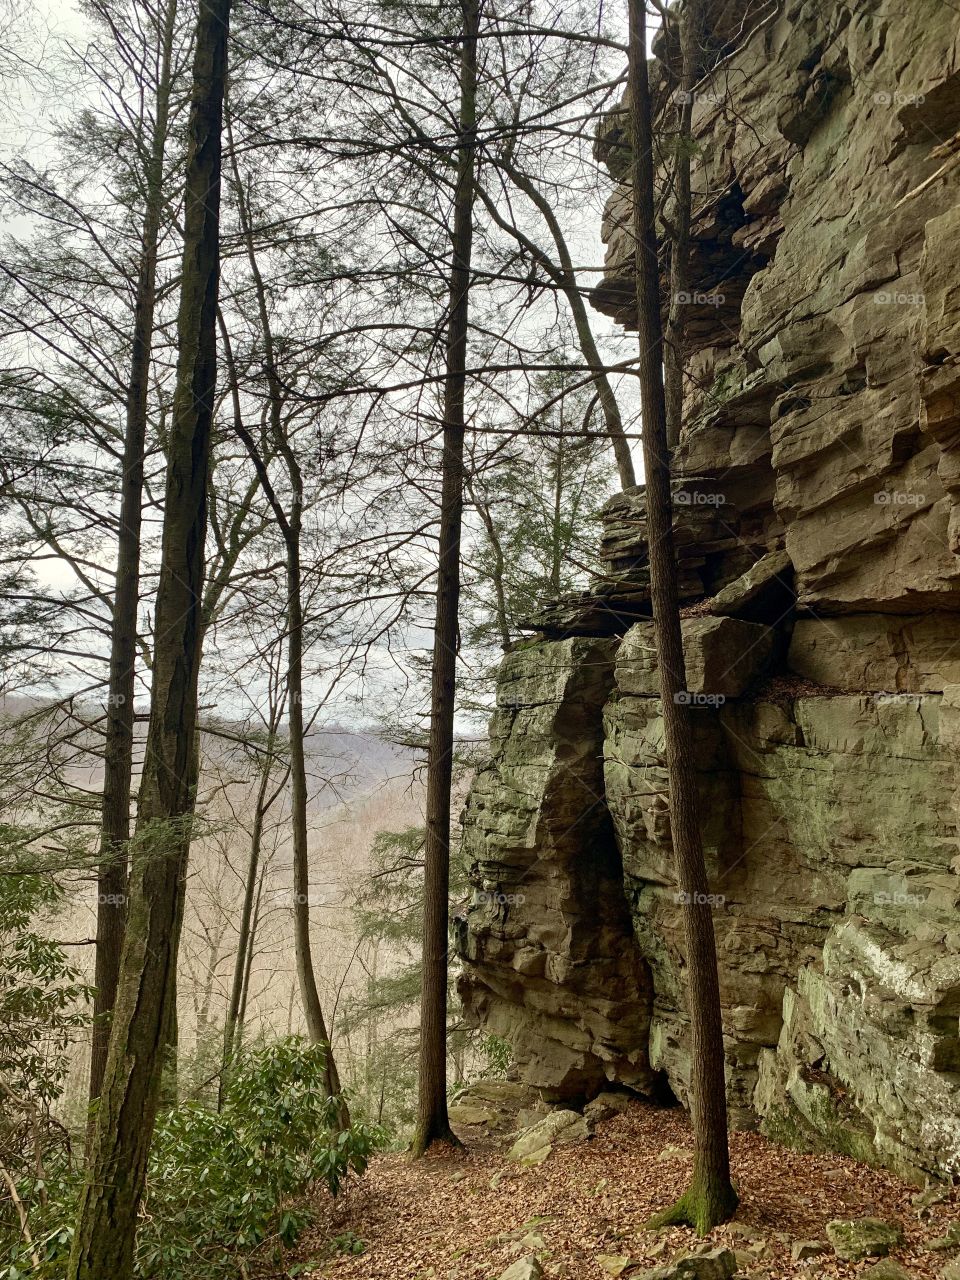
{"left": 627, "top": 0, "right": 738, "bottom": 1234}
{"left": 495, "top": 159, "right": 636, "bottom": 488}
{"left": 68, "top": 0, "right": 230, "bottom": 1273}
{"left": 90, "top": 0, "right": 179, "bottom": 1111}
{"left": 410, "top": 0, "right": 480, "bottom": 1159}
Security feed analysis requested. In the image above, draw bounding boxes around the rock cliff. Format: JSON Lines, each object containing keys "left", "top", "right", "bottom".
{"left": 458, "top": 0, "right": 960, "bottom": 1182}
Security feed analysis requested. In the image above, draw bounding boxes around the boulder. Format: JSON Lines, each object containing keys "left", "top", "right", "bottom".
{"left": 507, "top": 1109, "right": 591, "bottom": 1165}
{"left": 864, "top": 1261, "right": 916, "bottom": 1280}
{"left": 711, "top": 549, "right": 795, "bottom": 623}
{"left": 498, "top": 1259, "right": 543, "bottom": 1280}
{"left": 447, "top": 1104, "right": 496, "bottom": 1127}
{"left": 584, "top": 1091, "right": 631, "bottom": 1123}
{"left": 616, "top": 616, "right": 774, "bottom": 699}
{"left": 826, "top": 1219, "right": 905, "bottom": 1261}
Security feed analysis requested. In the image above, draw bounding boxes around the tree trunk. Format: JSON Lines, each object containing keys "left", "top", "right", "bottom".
{"left": 68, "top": 0, "right": 230, "bottom": 1272}
{"left": 465, "top": 477, "right": 510, "bottom": 649}
{"left": 237, "top": 863, "right": 265, "bottom": 1035}
{"left": 550, "top": 436, "right": 564, "bottom": 595}
{"left": 90, "top": 0, "right": 178, "bottom": 1111}
{"left": 627, "top": 0, "right": 737, "bottom": 1234}
{"left": 664, "top": 0, "right": 701, "bottom": 449}
{"left": 482, "top": 161, "right": 637, "bottom": 489}
{"left": 220, "top": 725, "right": 278, "bottom": 1105}
{"left": 410, "top": 0, "right": 479, "bottom": 1160}
{"left": 287, "top": 540, "right": 348, "bottom": 1121}
{"left": 222, "top": 116, "right": 349, "bottom": 1118}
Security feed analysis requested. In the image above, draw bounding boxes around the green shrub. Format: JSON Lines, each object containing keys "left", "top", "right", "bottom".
{"left": 137, "top": 1039, "right": 381, "bottom": 1277}
{"left": 1, "top": 1038, "right": 381, "bottom": 1280}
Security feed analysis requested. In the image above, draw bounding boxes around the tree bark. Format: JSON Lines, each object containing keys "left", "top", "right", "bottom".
{"left": 68, "top": 0, "right": 230, "bottom": 1272}
{"left": 627, "top": 0, "right": 737, "bottom": 1234}
{"left": 90, "top": 0, "right": 178, "bottom": 1111}
{"left": 410, "top": 0, "right": 479, "bottom": 1159}
{"left": 664, "top": 0, "right": 701, "bottom": 449}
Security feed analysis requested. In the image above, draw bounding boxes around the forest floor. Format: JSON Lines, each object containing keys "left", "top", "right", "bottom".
{"left": 294, "top": 1100, "right": 960, "bottom": 1280}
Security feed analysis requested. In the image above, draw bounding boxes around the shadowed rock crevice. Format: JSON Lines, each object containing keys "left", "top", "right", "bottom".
{"left": 456, "top": 637, "right": 655, "bottom": 1100}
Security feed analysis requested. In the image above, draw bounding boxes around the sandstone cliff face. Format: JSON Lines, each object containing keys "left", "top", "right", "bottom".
{"left": 458, "top": 0, "right": 960, "bottom": 1182}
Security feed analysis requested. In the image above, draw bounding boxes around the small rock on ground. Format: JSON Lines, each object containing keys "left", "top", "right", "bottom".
{"left": 642, "top": 1247, "right": 738, "bottom": 1280}
{"left": 826, "top": 1218, "right": 905, "bottom": 1262}
{"left": 930, "top": 1223, "right": 960, "bottom": 1251}
{"left": 585, "top": 1092, "right": 632, "bottom": 1124}
{"left": 597, "top": 1256, "right": 632, "bottom": 1277}
{"left": 498, "top": 1257, "right": 543, "bottom": 1280}
{"left": 863, "top": 1260, "right": 916, "bottom": 1280}
{"left": 508, "top": 1110, "right": 590, "bottom": 1165}
{"left": 791, "top": 1241, "right": 829, "bottom": 1262}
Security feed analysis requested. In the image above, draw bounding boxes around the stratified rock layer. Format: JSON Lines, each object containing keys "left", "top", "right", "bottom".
{"left": 456, "top": 637, "right": 655, "bottom": 1098}
{"left": 459, "top": 0, "right": 960, "bottom": 1181}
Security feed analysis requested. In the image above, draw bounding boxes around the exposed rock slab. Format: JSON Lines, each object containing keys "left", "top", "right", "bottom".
{"left": 616, "top": 616, "right": 775, "bottom": 699}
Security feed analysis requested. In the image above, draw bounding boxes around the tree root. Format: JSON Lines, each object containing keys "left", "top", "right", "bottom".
{"left": 646, "top": 1178, "right": 739, "bottom": 1235}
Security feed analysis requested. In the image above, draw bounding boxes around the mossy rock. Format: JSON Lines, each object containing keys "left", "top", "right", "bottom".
{"left": 826, "top": 1218, "right": 904, "bottom": 1261}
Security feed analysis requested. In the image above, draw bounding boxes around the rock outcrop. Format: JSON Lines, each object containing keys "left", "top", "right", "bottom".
{"left": 458, "top": 0, "right": 960, "bottom": 1182}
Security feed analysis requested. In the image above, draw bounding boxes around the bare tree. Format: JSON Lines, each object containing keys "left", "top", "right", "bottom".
{"left": 411, "top": 0, "right": 481, "bottom": 1159}
{"left": 627, "top": 0, "right": 737, "bottom": 1234}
